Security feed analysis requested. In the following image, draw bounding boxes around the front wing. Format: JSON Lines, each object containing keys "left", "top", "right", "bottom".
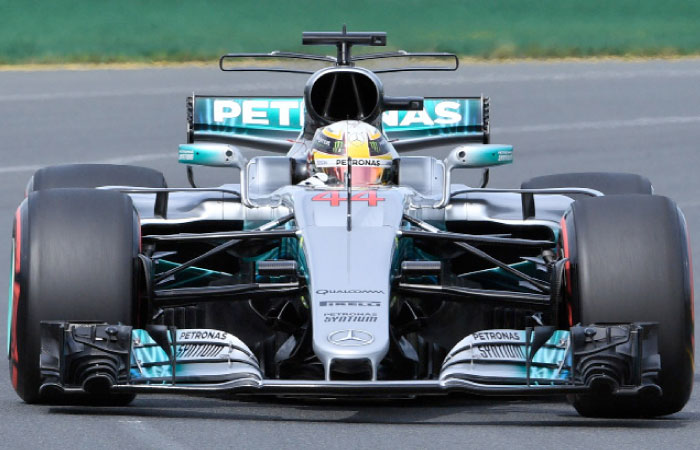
{"left": 39, "top": 321, "right": 661, "bottom": 398}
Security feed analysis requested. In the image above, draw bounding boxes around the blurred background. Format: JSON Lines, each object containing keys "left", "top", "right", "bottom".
{"left": 2, "top": 0, "right": 700, "bottom": 64}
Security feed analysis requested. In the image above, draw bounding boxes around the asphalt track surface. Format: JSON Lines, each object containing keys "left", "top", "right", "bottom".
{"left": 1, "top": 59, "right": 700, "bottom": 449}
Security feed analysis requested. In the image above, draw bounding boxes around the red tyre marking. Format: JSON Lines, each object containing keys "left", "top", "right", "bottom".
{"left": 560, "top": 216, "right": 573, "bottom": 327}
{"left": 11, "top": 208, "right": 21, "bottom": 388}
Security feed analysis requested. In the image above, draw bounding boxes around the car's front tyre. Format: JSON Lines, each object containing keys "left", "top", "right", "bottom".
{"left": 562, "top": 195, "right": 693, "bottom": 417}
{"left": 9, "top": 188, "right": 140, "bottom": 404}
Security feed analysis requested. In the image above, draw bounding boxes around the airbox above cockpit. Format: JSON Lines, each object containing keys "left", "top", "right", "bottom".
{"left": 304, "top": 68, "right": 383, "bottom": 125}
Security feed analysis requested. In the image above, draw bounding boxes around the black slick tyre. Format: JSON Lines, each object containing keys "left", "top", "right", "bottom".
{"left": 562, "top": 195, "right": 693, "bottom": 417}
{"left": 27, "top": 163, "right": 167, "bottom": 192}
{"left": 9, "top": 188, "right": 140, "bottom": 404}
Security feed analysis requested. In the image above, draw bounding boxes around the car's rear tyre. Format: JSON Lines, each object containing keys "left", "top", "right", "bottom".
{"left": 562, "top": 195, "right": 693, "bottom": 417}
{"left": 521, "top": 172, "right": 652, "bottom": 198}
{"left": 27, "top": 163, "right": 167, "bottom": 192}
{"left": 9, "top": 188, "right": 140, "bottom": 404}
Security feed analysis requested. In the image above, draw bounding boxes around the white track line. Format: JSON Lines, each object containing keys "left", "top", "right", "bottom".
{"left": 493, "top": 115, "right": 700, "bottom": 134}
{"left": 0, "top": 83, "right": 263, "bottom": 102}
{"left": 1, "top": 115, "right": 698, "bottom": 175}
{"left": 392, "top": 67, "right": 700, "bottom": 86}
{"left": 0, "top": 152, "right": 171, "bottom": 174}
{"left": 0, "top": 88, "right": 192, "bottom": 102}
{"left": 4, "top": 66, "right": 700, "bottom": 101}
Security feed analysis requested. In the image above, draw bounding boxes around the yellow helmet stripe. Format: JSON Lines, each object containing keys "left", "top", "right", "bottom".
{"left": 322, "top": 128, "right": 343, "bottom": 140}
{"left": 347, "top": 140, "right": 370, "bottom": 158}
{"left": 312, "top": 151, "right": 338, "bottom": 160}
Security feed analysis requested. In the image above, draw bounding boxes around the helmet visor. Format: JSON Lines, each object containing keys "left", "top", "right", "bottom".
{"left": 310, "top": 121, "right": 397, "bottom": 187}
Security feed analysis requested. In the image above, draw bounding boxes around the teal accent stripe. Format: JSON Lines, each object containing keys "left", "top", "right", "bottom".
{"left": 154, "top": 259, "right": 229, "bottom": 288}
{"left": 131, "top": 329, "right": 172, "bottom": 380}
{"left": 193, "top": 97, "right": 484, "bottom": 143}
{"left": 529, "top": 330, "right": 571, "bottom": 380}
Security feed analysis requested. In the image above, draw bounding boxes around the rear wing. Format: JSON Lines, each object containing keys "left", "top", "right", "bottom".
{"left": 187, "top": 95, "right": 489, "bottom": 152}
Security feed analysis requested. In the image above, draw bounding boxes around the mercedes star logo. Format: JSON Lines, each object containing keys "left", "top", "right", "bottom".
{"left": 327, "top": 329, "right": 374, "bottom": 346}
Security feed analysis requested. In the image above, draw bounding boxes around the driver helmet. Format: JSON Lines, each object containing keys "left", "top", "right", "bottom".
{"left": 308, "top": 120, "right": 398, "bottom": 186}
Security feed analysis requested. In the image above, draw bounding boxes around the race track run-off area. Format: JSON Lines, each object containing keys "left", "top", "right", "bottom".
{"left": 0, "top": 59, "right": 699, "bottom": 448}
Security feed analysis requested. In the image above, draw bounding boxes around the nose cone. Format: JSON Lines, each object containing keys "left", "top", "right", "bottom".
{"left": 293, "top": 188, "right": 405, "bottom": 379}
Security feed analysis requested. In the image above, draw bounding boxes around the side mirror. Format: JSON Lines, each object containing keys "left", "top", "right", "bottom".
{"left": 436, "top": 144, "right": 513, "bottom": 208}
{"left": 178, "top": 143, "right": 247, "bottom": 169}
{"left": 444, "top": 144, "right": 513, "bottom": 170}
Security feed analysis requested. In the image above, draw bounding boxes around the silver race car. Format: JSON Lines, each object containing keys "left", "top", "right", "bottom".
{"left": 8, "top": 29, "right": 694, "bottom": 417}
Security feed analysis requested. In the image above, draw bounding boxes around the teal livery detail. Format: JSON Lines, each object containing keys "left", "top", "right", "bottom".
{"left": 441, "top": 329, "right": 572, "bottom": 383}
{"left": 131, "top": 329, "right": 172, "bottom": 380}
{"left": 453, "top": 144, "right": 513, "bottom": 168}
{"left": 194, "top": 97, "right": 304, "bottom": 142}
{"left": 178, "top": 142, "right": 246, "bottom": 167}
{"left": 154, "top": 259, "right": 230, "bottom": 288}
{"left": 130, "top": 328, "right": 261, "bottom": 384}
{"left": 528, "top": 330, "right": 571, "bottom": 380}
{"left": 192, "top": 96, "right": 484, "bottom": 143}
{"left": 382, "top": 98, "right": 483, "bottom": 140}
{"left": 460, "top": 261, "right": 536, "bottom": 291}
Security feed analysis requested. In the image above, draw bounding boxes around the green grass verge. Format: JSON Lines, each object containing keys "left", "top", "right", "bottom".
{"left": 2, "top": 0, "right": 700, "bottom": 64}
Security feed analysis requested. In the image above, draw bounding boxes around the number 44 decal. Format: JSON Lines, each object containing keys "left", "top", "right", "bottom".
{"left": 311, "top": 191, "right": 385, "bottom": 207}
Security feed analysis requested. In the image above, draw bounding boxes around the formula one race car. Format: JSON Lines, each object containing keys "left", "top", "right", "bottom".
{"left": 8, "top": 29, "right": 694, "bottom": 417}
